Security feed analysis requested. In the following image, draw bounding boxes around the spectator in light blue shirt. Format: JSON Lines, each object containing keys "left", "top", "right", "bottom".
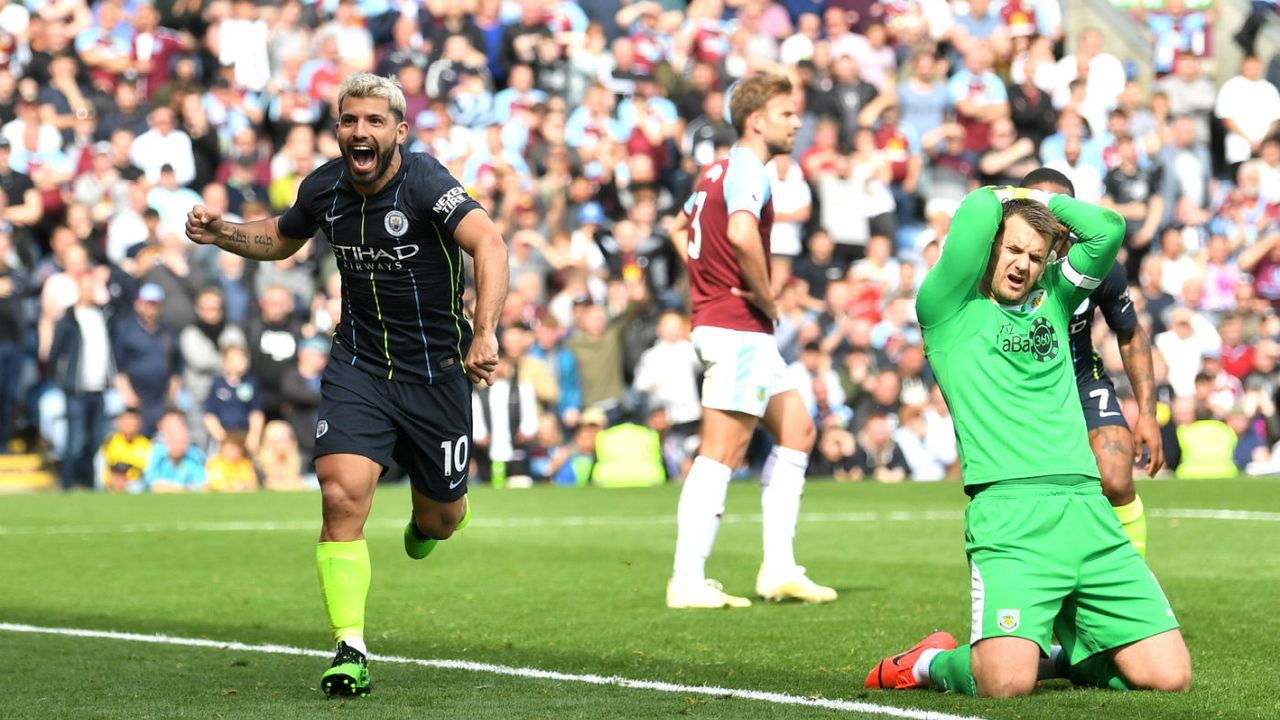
{"left": 566, "top": 84, "right": 629, "bottom": 148}
{"left": 493, "top": 64, "right": 549, "bottom": 125}
{"left": 528, "top": 313, "right": 583, "bottom": 428}
{"left": 462, "top": 125, "right": 532, "bottom": 188}
{"left": 141, "top": 409, "right": 208, "bottom": 492}
{"left": 616, "top": 78, "right": 679, "bottom": 136}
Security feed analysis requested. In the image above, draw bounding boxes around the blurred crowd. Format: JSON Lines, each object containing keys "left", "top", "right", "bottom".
{"left": 1, "top": 0, "right": 1278, "bottom": 492}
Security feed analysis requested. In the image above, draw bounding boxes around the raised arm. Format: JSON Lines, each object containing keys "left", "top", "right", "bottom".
{"left": 454, "top": 209, "right": 509, "bottom": 386}
{"left": 185, "top": 206, "right": 309, "bottom": 262}
{"left": 915, "top": 187, "right": 1004, "bottom": 327}
{"left": 1048, "top": 194, "right": 1126, "bottom": 309}
{"left": 1239, "top": 230, "right": 1280, "bottom": 271}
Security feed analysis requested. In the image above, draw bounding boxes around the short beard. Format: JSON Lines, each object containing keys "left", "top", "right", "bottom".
{"left": 992, "top": 285, "right": 1030, "bottom": 305}
{"left": 350, "top": 142, "right": 397, "bottom": 183}
{"left": 982, "top": 269, "right": 1032, "bottom": 305}
{"left": 765, "top": 137, "right": 793, "bottom": 157}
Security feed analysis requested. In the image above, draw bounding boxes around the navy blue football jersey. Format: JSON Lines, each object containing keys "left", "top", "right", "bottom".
{"left": 279, "top": 151, "right": 484, "bottom": 384}
{"left": 1067, "top": 262, "right": 1138, "bottom": 385}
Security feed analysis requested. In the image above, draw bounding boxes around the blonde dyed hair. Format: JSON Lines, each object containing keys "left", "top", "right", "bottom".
{"left": 337, "top": 73, "right": 407, "bottom": 122}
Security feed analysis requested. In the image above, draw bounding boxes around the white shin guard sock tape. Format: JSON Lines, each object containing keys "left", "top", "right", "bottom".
{"left": 761, "top": 446, "right": 808, "bottom": 572}
{"left": 672, "top": 457, "right": 732, "bottom": 584}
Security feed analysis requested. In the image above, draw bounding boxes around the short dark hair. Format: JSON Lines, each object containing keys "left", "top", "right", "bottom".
{"left": 1020, "top": 168, "right": 1076, "bottom": 198}
{"left": 997, "top": 199, "right": 1069, "bottom": 254}
{"left": 728, "top": 73, "right": 793, "bottom": 137}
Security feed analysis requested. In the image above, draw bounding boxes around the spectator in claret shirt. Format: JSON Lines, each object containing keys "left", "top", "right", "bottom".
{"left": 948, "top": 42, "right": 1009, "bottom": 157}
{"left": 1239, "top": 228, "right": 1280, "bottom": 312}
{"left": 1219, "top": 313, "right": 1256, "bottom": 381}
{"left": 1214, "top": 161, "right": 1278, "bottom": 250}
{"left": 128, "top": 2, "right": 195, "bottom": 103}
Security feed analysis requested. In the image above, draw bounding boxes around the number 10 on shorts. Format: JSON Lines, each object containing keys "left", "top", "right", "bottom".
{"left": 440, "top": 435, "right": 469, "bottom": 476}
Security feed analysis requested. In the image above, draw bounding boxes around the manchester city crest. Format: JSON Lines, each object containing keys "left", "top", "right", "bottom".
{"left": 384, "top": 210, "right": 409, "bottom": 237}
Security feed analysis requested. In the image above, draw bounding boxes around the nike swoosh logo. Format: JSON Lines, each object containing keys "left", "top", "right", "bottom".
{"left": 325, "top": 212, "right": 343, "bottom": 222}
{"left": 449, "top": 476, "right": 465, "bottom": 490}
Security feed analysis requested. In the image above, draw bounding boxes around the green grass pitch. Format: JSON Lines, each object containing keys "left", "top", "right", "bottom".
{"left": 2, "top": 478, "right": 1278, "bottom": 719}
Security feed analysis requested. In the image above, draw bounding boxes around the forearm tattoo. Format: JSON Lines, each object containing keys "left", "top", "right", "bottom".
{"left": 1119, "top": 331, "right": 1157, "bottom": 416}
{"left": 226, "top": 227, "right": 274, "bottom": 255}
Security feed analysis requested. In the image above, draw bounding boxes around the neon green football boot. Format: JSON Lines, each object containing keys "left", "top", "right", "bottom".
{"left": 404, "top": 499, "right": 471, "bottom": 560}
{"left": 320, "top": 641, "right": 371, "bottom": 697}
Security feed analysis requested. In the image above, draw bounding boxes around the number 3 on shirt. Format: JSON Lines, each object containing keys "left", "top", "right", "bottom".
{"left": 687, "top": 191, "right": 708, "bottom": 260}
{"left": 687, "top": 164, "right": 723, "bottom": 261}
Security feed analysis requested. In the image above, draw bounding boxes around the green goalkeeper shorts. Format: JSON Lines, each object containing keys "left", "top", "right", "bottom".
{"left": 965, "top": 477, "right": 1179, "bottom": 665}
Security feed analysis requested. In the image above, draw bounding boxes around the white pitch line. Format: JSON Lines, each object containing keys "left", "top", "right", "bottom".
{"left": 1, "top": 508, "right": 1277, "bottom": 537}
{"left": 1149, "top": 508, "right": 1280, "bottom": 522}
{"left": 0, "top": 622, "right": 986, "bottom": 720}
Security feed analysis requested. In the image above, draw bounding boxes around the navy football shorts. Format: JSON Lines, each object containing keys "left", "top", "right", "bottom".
{"left": 1077, "top": 376, "right": 1131, "bottom": 433}
{"left": 315, "top": 359, "right": 472, "bottom": 501}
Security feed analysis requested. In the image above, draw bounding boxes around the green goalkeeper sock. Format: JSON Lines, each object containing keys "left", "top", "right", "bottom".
{"left": 1114, "top": 496, "right": 1148, "bottom": 558}
{"left": 929, "top": 645, "right": 978, "bottom": 695}
{"left": 1069, "top": 652, "right": 1132, "bottom": 690}
{"left": 316, "top": 540, "right": 371, "bottom": 647}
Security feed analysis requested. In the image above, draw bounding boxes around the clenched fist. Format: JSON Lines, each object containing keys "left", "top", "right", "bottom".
{"left": 186, "top": 205, "right": 225, "bottom": 245}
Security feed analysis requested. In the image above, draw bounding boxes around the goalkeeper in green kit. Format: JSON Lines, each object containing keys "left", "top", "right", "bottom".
{"left": 864, "top": 186, "right": 1191, "bottom": 697}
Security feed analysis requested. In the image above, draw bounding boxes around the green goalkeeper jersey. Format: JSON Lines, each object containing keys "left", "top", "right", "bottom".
{"left": 917, "top": 188, "right": 1125, "bottom": 488}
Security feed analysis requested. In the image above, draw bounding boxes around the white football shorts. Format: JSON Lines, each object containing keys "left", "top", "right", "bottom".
{"left": 691, "top": 325, "right": 792, "bottom": 418}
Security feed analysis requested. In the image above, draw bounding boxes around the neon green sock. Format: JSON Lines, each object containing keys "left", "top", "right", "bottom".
{"left": 316, "top": 540, "right": 371, "bottom": 646}
{"left": 1069, "top": 652, "right": 1132, "bottom": 690}
{"left": 1114, "top": 495, "right": 1148, "bottom": 559}
{"left": 458, "top": 499, "right": 471, "bottom": 531}
{"left": 405, "top": 498, "right": 470, "bottom": 560}
{"left": 929, "top": 645, "right": 977, "bottom": 695}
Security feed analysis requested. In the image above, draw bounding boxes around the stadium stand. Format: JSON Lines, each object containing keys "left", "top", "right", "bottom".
{"left": 3, "top": 0, "right": 1279, "bottom": 492}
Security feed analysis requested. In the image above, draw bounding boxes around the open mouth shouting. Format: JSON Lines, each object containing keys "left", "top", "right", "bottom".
{"left": 1006, "top": 270, "right": 1025, "bottom": 294}
{"left": 348, "top": 140, "right": 379, "bottom": 176}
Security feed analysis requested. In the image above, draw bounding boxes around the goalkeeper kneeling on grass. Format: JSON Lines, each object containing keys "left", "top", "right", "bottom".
{"left": 864, "top": 186, "right": 1191, "bottom": 696}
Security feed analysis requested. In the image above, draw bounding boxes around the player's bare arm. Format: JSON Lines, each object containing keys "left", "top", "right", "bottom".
{"left": 454, "top": 208, "right": 509, "bottom": 386}
{"left": 185, "top": 205, "right": 309, "bottom": 262}
{"left": 1116, "top": 324, "right": 1165, "bottom": 476}
{"left": 665, "top": 212, "right": 690, "bottom": 261}
{"left": 725, "top": 210, "right": 777, "bottom": 320}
